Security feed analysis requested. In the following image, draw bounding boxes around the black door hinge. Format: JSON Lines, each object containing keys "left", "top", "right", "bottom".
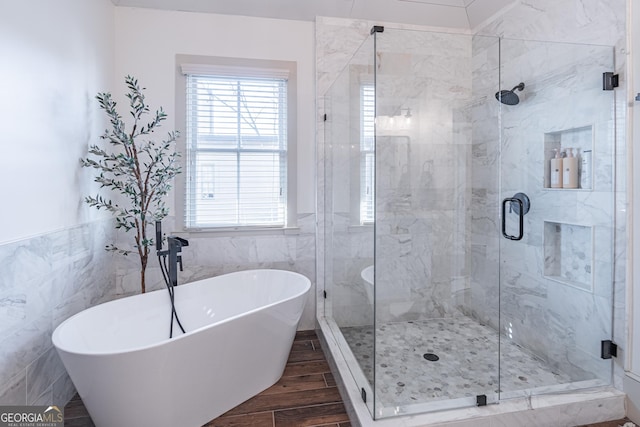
{"left": 601, "top": 340, "right": 618, "bottom": 359}
{"left": 323, "top": 114, "right": 327, "bottom": 121}
{"left": 323, "top": 290, "right": 327, "bottom": 299}
{"left": 603, "top": 72, "right": 619, "bottom": 90}
{"left": 361, "top": 387, "right": 367, "bottom": 402}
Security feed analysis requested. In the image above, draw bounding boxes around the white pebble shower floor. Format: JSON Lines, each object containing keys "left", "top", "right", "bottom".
{"left": 341, "top": 316, "right": 580, "bottom": 409}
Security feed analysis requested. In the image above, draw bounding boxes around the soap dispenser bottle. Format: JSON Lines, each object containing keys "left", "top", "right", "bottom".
{"left": 563, "top": 147, "right": 578, "bottom": 189}
{"left": 550, "top": 148, "right": 563, "bottom": 188}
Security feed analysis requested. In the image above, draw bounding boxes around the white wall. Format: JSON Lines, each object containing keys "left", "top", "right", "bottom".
{"left": 0, "top": 0, "right": 115, "bottom": 244}
{"left": 112, "top": 8, "right": 318, "bottom": 330}
{"left": 113, "top": 7, "right": 316, "bottom": 215}
{"left": 0, "top": 0, "right": 116, "bottom": 406}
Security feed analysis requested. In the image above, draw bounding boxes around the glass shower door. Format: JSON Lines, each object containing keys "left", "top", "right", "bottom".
{"left": 323, "top": 34, "right": 376, "bottom": 417}
{"left": 498, "top": 39, "right": 616, "bottom": 398}
{"left": 372, "top": 28, "right": 502, "bottom": 418}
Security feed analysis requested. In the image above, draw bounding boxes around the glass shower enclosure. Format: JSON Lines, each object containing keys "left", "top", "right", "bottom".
{"left": 322, "top": 26, "right": 615, "bottom": 419}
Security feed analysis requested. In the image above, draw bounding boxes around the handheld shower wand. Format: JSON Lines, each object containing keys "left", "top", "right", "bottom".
{"left": 155, "top": 221, "right": 188, "bottom": 338}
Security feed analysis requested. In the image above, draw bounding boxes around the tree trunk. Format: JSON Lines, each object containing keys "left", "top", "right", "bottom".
{"left": 140, "top": 254, "right": 147, "bottom": 294}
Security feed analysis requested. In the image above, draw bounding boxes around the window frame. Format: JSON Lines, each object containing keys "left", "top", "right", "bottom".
{"left": 348, "top": 71, "right": 375, "bottom": 228}
{"left": 360, "top": 83, "right": 375, "bottom": 225}
{"left": 175, "top": 55, "right": 298, "bottom": 234}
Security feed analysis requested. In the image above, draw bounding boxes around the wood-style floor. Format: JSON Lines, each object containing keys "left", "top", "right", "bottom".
{"left": 203, "top": 330, "right": 350, "bottom": 427}
{"left": 63, "top": 330, "right": 632, "bottom": 427}
{"left": 64, "top": 330, "right": 350, "bottom": 426}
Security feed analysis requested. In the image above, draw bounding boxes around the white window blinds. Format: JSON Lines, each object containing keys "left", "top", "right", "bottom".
{"left": 360, "top": 84, "right": 375, "bottom": 224}
{"left": 184, "top": 71, "right": 288, "bottom": 229}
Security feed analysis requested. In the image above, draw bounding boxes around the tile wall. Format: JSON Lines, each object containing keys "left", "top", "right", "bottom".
{"left": 114, "top": 214, "right": 317, "bottom": 330}
{"left": 0, "top": 219, "right": 115, "bottom": 405}
{"left": 469, "top": 37, "right": 617, "bottom": 383}
{"left": 319, "top": 18, "right": 484, "bottom": 328}
{"left": 474, "top": 0, "right": 628, "bottom": 389}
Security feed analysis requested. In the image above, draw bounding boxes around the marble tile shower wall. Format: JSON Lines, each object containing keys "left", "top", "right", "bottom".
{"left": 373, "top": 30, "right": 474, "bottom": 324}
{"left": 0, "top": 219, "right": 115, "bottom": 406}
{"left": 319, "top": 18, "right": 483, "bottom": 327}
{"left": 323, "top": 58, "right": 375, "bottom": 327}
{"left": 470, "top": 39, "right": 616, "bottom": 382}
{"left": 326, "top": 215, "right": 374, "bottom": 327}
{"left": 475, "top": 0, "right": 627, "bottom": 389}
{"left": 467, "top": 35, "right": 501, "bottom": 330}
{"left": 114, "top": 214, "right": 317, "bottom": 330}
{"left": 469, "top": 0, "right": 627, "bottom": 387}
{"left": 316, "top": 17, "right": 380, "bottom": 327}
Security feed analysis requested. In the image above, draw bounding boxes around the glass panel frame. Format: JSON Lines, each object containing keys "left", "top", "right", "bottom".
{"left": 323, "top": 34, "right": 377, "bottom": 418}
{"left": 372, "top": 28, "right": 501, "bottom": 418}
{"left": 498, "top": 38, "right": 615, "bottom": 400}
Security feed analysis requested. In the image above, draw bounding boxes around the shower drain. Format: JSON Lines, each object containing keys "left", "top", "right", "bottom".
{"left": 423, "top": 353, "right": 439, "bottom": 362}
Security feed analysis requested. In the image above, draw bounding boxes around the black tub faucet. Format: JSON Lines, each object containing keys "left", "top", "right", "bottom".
{"left": 167, "top": 236, "right": 189, "bottom": 287}
{"left": 155, "top": 221, "right": 189, "bottom": 287}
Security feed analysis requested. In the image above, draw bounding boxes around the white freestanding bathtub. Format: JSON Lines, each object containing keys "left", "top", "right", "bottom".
{"left": 52, "top": 269, "right": 311, "bottom": 427}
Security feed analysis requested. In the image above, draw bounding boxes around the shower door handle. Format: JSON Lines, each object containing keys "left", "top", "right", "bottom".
{"left": 501, "top": 197, "right": 524, "bottom": 241}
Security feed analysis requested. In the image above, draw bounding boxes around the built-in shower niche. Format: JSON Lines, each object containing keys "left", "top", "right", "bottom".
{"left": 543, "top": 125, "right": 593, "bottom": 190}
{"left": 543, "top": 221, "right": 593, "bottom": 291}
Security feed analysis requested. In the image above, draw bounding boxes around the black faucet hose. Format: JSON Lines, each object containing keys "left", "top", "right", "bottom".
{"left": 158, "top": 253, "right": 186, "bottom": 338}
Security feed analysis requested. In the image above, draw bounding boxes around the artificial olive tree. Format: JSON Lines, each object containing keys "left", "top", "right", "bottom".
{"left": 82, "top": 76, "right": 180, "bottom": 293}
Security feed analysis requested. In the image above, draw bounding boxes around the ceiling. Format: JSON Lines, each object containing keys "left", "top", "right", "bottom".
{"left": 111, "top": 0, "right": 516, "bottom": 30}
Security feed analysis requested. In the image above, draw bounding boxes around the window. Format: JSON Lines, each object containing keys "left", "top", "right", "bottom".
{"left": 360, "top": 84, "right": 375, "bottom": 224}
{"left": 179, "top": 59, "right": 295, "bottom": 230}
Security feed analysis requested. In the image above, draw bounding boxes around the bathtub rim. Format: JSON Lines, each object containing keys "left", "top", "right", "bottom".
{"left": 52, "top": 268, "right": 311, "bottom": 357}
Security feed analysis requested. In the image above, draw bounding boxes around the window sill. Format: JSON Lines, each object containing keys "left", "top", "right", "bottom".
{"left": 173, "top": 226, "right": 301, "bottom": 238}
{"left": 348, "top": 224, "right": 374, "bottom": 233}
